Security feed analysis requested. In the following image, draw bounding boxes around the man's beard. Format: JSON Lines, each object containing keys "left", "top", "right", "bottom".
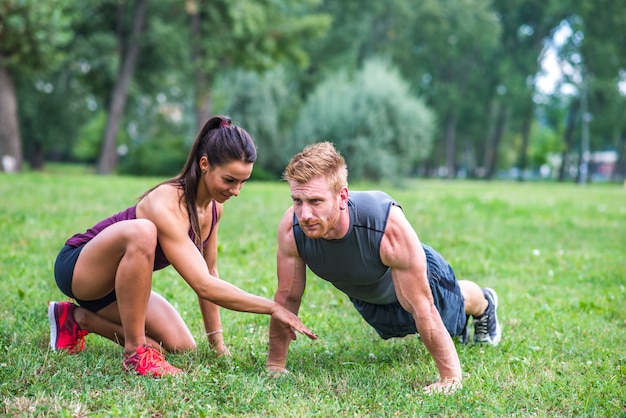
{"left": 300, "top": 204, "right": 341, "bottom": 239}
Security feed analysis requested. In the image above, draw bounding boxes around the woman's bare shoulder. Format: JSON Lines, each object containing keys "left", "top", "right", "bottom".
{"left": 137, "top": 183, "right": 184, "bottom": 218}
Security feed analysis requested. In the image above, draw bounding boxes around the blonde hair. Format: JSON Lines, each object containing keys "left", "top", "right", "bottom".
{"left": 283, "top": 142, "right": 348, "bottom": 194}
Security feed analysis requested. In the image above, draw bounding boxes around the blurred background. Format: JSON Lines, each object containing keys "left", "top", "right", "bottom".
{"left": 0, "top": 0, "right": 624, "bottom": 183}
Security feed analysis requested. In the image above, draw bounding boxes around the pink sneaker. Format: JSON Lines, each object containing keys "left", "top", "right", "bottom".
{"left": 123, "top": 345, "right": 182, "bottom": 378}
{"left": 48, "top": 301, "right": 88, "bottom": 354}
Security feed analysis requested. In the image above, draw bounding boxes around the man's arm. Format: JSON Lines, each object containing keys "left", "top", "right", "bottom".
{"left": 267, "top": 208, "right": 307, "bottom": 374}
{"left": 380, "top": 206, "right": 462, "bottom": 394}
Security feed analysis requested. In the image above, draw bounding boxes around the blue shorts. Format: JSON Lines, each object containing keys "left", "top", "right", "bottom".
{"left": 350, "top": 247, "right": 467, "bottom": 339}
{"left": 54, "top": 244, "right": 117, "bottom": 312}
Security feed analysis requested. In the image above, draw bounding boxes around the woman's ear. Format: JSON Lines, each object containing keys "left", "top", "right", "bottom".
{"left": 199, "top": 155, "right": 209, "bottom": 173}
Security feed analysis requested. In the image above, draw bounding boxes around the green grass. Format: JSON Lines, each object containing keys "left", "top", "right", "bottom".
{"left": 1, "top": 172, "right": 625, "bottom": 417}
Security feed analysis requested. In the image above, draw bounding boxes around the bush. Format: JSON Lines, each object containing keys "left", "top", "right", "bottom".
{"left": 215, "top": 68, "right": 301, "bottom": 177}
{"left": 292, "top": 59, "right": 436, "bottom": 181}
{"left": 72, "top": 111, "right": 108, "bottom": 163}
{"left": 117, "top": 134, "right": 187, "bottom": 177}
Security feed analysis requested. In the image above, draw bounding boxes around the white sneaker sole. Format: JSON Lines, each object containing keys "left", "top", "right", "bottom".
{"left": 48, "top": 302, "right": 59, "bottom": 350}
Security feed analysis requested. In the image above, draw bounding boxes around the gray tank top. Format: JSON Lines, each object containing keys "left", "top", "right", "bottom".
{"left": 293, "top": 190, "right": 399, "bottom": 304}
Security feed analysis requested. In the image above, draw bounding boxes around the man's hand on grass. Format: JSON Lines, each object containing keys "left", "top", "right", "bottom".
{"left": 266, "top": 364, "right": 290, "bottom": 378}
{"left": 423, "top": 377, "right": 462, "bottom": 395}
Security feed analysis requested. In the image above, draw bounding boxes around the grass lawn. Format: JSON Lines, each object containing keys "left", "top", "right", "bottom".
{"left": 1, "top": 171, "right": 624, "bottom": 417}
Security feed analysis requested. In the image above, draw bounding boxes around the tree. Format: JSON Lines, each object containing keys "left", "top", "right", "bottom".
{"left": 291, "top": 0, "right": 390, "bottom": 95}
{"left": 215, "top": 68, "right": 300, "bottom": 177}
{"left": 293, "top": 59, "right": 435, "bottom": 181}
{"left": 476, "top": 0, "right": 574, "bottom": 180}
{"left": 0, "top": 52, "right": 21, "bottom": 172}
{"left": 297, "top": 0, "right": 502, "bottom": 178}
{"left": 0, "top": 0, "right": 74, "bottom": 171}
{"left": 546, "top": 1, "right": 626, "bottom": 183}
{"left": 185, "top": 0, "right": 330, "bottom": 130}
{"left": 571, "top": 0, "right": 626, "bottom": 182}
{"left": 97, "top": 0, "right": 148, "bottom": 174}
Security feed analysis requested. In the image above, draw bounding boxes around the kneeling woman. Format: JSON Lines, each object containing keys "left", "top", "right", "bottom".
{"left": 50, "top": 115, "right": 316, "bottom": 377}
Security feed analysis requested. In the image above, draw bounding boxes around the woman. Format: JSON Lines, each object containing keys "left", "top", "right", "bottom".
{"left": 49, "top": 115, "right": 317, "bottom": 377}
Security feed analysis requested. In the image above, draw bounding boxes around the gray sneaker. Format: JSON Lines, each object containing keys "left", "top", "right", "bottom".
{"left": 473, "top": 288, "right": 502, "bottom": 345}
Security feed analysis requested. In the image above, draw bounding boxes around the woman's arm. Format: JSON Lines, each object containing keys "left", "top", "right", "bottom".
{"left": 198, "top": 201, "right": 229, "bottom": 355}
{"left": 138, "top": 186, "right": 317, "bottom": 338}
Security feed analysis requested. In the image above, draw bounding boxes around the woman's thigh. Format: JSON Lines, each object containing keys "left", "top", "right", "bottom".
{"left": 72, "top": 219, "right": 157, "bottom": 301}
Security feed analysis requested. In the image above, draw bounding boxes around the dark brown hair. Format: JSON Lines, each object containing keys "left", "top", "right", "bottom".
{"left": 142, "top": 115, "right": 257, "bottom": 249}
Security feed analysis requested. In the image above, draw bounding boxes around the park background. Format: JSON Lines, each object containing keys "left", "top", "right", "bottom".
{"left": 1, "top": 0, "right": 625, "bottom": 416}
{"left": 1, "top": 0, "right": 625, "bottom": 183}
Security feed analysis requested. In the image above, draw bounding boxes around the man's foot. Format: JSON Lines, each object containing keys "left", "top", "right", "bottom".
{"left": 48, "top": 301, "right": 88, "bottom": 354}
{"left": 123, "top": 345, "right": 182, "bottom": 378}
{"left": 473, "top": 288, "right": 502, "bottom": 346}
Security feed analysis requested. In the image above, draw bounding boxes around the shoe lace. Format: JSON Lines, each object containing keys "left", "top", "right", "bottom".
{"left": 474, "top": 314, "right": 489, "bottom": 337}
{"left": 138, "top": 346, "right": 165, "bottom": 370}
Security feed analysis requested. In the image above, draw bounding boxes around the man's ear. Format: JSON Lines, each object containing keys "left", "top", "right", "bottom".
{"left": 340, "top": 187, "right": 349, "bottom": 206}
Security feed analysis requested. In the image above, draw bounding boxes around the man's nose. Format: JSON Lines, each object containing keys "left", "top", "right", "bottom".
{"left": 299, "top": 203, "right": 312, "bottom": 219}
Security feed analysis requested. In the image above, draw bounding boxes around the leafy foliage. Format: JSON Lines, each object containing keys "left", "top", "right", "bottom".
{"left": 1, "top": 0, "right": 624, "bottom": 180}
{"left": 216, "top": 68, "right": 301, "bottom": 177}
{"left": 117, "top": 116, "right": 188, "bottom": 177}
{"left": 0, "top": 0, "right": 75, "bottom": 71}
{"left": 294, "top": 59, "right": 435, "bottom": 181}
{"left": 191, "top": 0, "right": 330, "bottom": 72}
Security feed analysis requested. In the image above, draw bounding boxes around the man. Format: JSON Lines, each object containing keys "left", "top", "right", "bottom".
{"left": 266, "top": 142, "right": 501, "bottom": 394}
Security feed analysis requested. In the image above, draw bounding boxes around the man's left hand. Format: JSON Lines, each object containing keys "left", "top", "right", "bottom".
{"left": 423, "top": 377, "right": 462, "bottom": 395}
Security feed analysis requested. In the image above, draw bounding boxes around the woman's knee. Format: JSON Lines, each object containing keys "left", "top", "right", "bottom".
{"left": 146, "top": 292, "right": 196, "bottom": 352}
{"left": 166, "top": 338, "right": 197, "bottom": 353}
{"left": 123, "top": 219, "right": 158, "bottom": 254}
{"left": 152, "top": 329, "right": 197, "bottom": 353}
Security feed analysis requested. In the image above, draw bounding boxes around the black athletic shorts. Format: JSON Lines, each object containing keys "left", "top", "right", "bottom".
{"left": 54, "top": 244, "right": 117, "bottom": 312}
{"left": 350, "top": 247, "right": 467, "bottom": 340}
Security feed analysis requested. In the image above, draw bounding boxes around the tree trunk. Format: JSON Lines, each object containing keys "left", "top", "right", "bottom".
{"left": 516, "top": 103, "right": 533, "bottom": 181}
{"left": 558, "top": 100, "right": 578, "bottom": 182}
{"left": 29, "top": 141, "right": 44, "bottom": 170}
{"left": 484, "top": 103, "right": 508, "bottom": 180}
{"left": 614, "top": 129, "right": 626, "bottom": 182}
{"left": 97, "top": 0, "right": 148, "bottom": 175}
{"left": 194, "top": 78, "right": 213, "bottom": 131}
{"left": 188, "top": 0, "right": 212, "bottom": 130}
{"left": 0, "top": 53, "right": 24, "bottom": 172}
{"left": 444, "top": 109, "right": 457, "bottom": 179}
